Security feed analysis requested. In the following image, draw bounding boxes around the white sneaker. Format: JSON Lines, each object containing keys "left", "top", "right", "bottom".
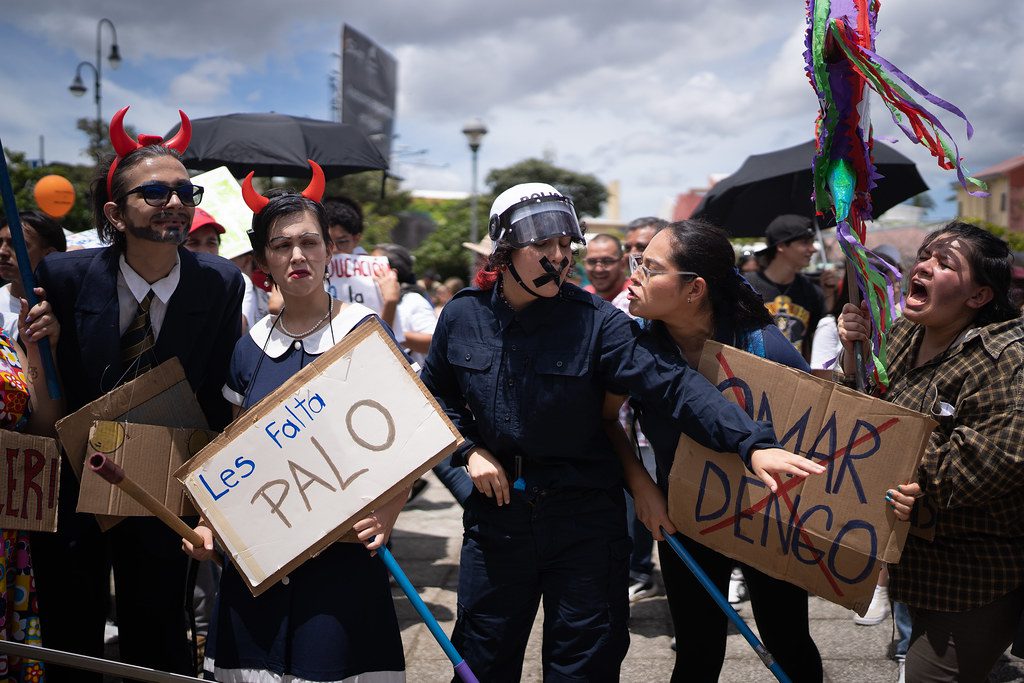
{"left": 727, "top": 568, "right": 748, "bottom": 604}
{"left": 854, "top": 585, "right": 891, "bottom": 625}
{"left": 628, "top": 578, "right": 656, "bottom": 602}
{"left": 896, "top": 659, "right": 905, "bottom": 683}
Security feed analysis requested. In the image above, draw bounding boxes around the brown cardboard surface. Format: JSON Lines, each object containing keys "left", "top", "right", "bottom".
{"left": 667, "top": 341, "right": 935, "bottom": 615}
{"left": 55, "top": 359, "right": 209, "bottom": 530}
{"left": 0, "top": 430, "right": 61, "bottom": 532}
{"left": 177, "top": 318, "right": 463, "bottom": 596}
{"left": 55, "top": 359, "right": 209, "bottom": 481}
{"left": 77, "top": 421, "right": 215, "bottom": 519}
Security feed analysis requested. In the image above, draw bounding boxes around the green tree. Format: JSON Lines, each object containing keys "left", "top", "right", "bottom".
{"left": 409, "top": 197, "right": 489, "bottom": 279}
{"left": 325, "top": 171, "right": 412, "bottom": 248}
{"left": 77, "top": 117, "right": 137, "bottom": 165}
{"left": 1, "top": 148, "right": 96, "bottom": 233}
{"left": 960, "top": 217, "right": 1024, "bottom": 252}
{"left": 485, "top": 158, "right": 608, "bottom": 217}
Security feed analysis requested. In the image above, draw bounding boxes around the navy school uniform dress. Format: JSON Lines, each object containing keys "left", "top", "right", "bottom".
{"left": 418, "top": 283, "right": 780, "bottom": 683}
{"left": 634, "top": 320, "right": 824, "bottom": 683}
{"left": 209, "top": 302, "right": 405, "bottom": 683}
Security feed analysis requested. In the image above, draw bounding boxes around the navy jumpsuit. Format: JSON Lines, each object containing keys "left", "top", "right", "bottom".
{"left": 419, "top": 283, "right": 779, "bottom": 682}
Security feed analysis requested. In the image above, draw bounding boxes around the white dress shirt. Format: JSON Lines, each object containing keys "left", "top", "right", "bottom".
{"left": 117, "top": 254, "right": 181, "bottom": 338}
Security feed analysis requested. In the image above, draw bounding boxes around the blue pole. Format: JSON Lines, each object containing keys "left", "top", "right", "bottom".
{"left": 0, "top": 140, "right": 61, "bottom": 399}
{"left": 379, "top": 546, "right": 479, "bottom": 683}
{"left": 661, "top": 528, "right": 792, "bottom": 683}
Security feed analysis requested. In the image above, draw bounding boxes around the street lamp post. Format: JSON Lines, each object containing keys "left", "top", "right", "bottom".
{"left": 462, "top": 118, "right": 488, "bottom": 252}
{"left": 68, "top": 18, "right": 121, "bottom": 147}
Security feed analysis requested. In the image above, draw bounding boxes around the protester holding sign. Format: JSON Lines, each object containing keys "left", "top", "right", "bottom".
{"left": 419, "top": 183, "right": 822, "bottom": 681}
{"left": 31, "top": 106, "right": 244, "bottom": 680}
{"left": 616, "top": 219, "right": 825, "bottom": 682}
{"left": 183, "top": 162, "right": 408, "bottom": 683}
{"left": 0, "top": 279, "right": 65, "bottom": 679}
{"left": 838, "top": 221, "right": 1024, "bottom": 683}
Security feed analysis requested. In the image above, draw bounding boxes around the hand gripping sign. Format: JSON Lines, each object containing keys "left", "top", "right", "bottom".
{"left": 177, "top": 318, "right": 462, "bottom": 595}
{"left": 668, "top": 342, "right": 935, "bottom": 615}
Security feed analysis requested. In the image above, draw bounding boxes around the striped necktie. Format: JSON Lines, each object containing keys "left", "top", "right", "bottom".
{"left": 121, "top": 290, "right": 156, "bottom": 376}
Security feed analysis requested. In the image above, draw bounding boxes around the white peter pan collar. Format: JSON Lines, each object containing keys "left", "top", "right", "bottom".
{"left": 249, "top": 302, "right": 375, "bottom": 359}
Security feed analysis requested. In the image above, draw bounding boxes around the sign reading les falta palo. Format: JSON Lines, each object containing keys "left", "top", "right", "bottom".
{"left": 177, "top": 318, "right": 462, "bottom": 596}
{"left": 668, "top": 342, "right": 935, "bottom": 615}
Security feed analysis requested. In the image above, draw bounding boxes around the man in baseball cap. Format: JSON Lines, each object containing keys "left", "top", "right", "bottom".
{"left": 746, "top": 214, "right": 824, "bottom": 361}
{"left": 184, "top": 207, "right": 225, "bottom": 256}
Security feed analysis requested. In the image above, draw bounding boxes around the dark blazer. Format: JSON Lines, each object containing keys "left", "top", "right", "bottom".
{"left": 37, "top": 245, "right": 244, "bottom": 431}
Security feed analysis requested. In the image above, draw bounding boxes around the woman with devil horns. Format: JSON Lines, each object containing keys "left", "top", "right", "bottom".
{"left": 32, "top": 106, "right": 244, "bottom": 681}
{"left": 182, "top": 162, "right": 409, "bottom": 682}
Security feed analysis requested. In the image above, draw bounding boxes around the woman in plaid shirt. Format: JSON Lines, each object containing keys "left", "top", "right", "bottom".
{"left": 839, "top": 221, "right": 1024, "bottom": 683}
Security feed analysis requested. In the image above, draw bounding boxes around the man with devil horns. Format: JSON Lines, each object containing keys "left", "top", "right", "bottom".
{"left": 30, "top": 106, "right": 244, "bottom": 680}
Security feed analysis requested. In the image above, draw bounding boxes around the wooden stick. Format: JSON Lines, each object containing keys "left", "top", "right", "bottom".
{"left": 88, "top": 452, "right": 220, "bottom": 564}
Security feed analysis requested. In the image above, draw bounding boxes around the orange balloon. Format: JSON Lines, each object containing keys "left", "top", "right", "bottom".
{"left": 34, "top": 174, "right": 76, "bottom": 218}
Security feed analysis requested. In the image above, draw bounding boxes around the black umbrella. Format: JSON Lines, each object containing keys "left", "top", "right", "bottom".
{"left": 692, "top": 140, "right": 928, "bottom": 237}
{"left": 164, "top": 112, "right": 389, "bottom": 179}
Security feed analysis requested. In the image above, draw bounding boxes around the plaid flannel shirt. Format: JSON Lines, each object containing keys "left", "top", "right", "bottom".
{"left": 837, "top": 315, "right": 1024, "bottom": 612}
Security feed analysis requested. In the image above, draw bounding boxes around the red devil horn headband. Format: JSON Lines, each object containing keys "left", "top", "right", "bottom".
{"left": 241, "top": 160, "right": 325, "bottom": 215}
{"left": 106, "top": 106, "right": 192, "bottom": 196}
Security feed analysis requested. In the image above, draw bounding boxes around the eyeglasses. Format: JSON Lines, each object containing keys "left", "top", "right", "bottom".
{"left": 120, "top": 182, "right": 204, "bottom": 207}
{"left": 584, "top": 257, "right": 621, "bottom": 268}
{"left": 628, "top": 254, "right": 698, "bottom": 282}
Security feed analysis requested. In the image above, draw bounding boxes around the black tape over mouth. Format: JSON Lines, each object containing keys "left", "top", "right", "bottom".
{"left": 531, "top": 256, "right": 569, "bottom": 288}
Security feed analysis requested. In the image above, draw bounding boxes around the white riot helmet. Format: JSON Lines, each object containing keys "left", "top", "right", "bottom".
{"left": 488, "top": 183, "right": 585, "bottom": 252}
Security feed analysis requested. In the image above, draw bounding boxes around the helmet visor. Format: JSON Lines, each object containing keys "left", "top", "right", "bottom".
{"left": 494, "top": 196, "right": 584, "bottom": 249}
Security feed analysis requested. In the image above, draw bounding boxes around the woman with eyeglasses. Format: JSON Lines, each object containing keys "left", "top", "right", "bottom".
{"left": 32, "top": 106, "right": 245, "bottom": 679}
{"left": 619, "top": 219, "right": 917, "bottom": 682}
{"left": 183, "top": 163, "right": 409, "bottom": 682}
{"left": 418, "top": 183, "right": 822, "bottom": 681}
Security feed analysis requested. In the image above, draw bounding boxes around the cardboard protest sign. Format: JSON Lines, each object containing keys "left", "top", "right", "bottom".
{"left": 55, "top": 359, "right": 208, "bottom": 481}
{"left": 77, "top": 421, "right": 215, "bottom": 520}
{"left": 327, "top": 253, "right": 390, "bottom": 314}
{"left": 668, "top": 342, "right": 935, "bottom": 615}
{"left": 177, "top": 317, "right": 462, "bottom": 596}
{"left": 188, "top": 166, "right": 255, "bottom": 260}
{"left": 0, "top": 430, "right": 60, "bottom": 532}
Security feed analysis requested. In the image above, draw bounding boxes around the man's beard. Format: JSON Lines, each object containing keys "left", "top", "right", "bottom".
{"left": 124, "top": 212, "right": 188, "bottom": 244}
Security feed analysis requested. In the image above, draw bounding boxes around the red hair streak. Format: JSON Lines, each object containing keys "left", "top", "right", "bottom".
{"left": 475, "top": 267, "right": 498, "bottom": 290}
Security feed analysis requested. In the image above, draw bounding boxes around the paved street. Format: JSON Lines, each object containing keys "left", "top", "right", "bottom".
{"left": 393, "top": 472, "right": 1024, "bottom": 682}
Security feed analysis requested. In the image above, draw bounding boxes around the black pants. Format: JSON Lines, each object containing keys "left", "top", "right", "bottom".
{"left": 31, "top": 505, "right": 193, "bottom": 682}
{"left": 658, "top": 534, "right": 823, "bottom": 683}
{"left": 453, "top": 486, "right": 630, "bottom": 682}
{"left": 907, "top": 585, "right": 1024, "bottom": 683}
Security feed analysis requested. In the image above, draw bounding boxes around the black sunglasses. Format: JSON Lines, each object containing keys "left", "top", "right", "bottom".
{"left": 121, "top": 182, "right": 204, "bottom": 207}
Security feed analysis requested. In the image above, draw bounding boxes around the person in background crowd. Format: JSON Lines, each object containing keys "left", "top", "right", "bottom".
{"left": 32, "top": 107, "right": 244, "bottom": 681}
{"left": 372, "top": 242, "right": 474, "bottom": 507}
{"left": 462, "top": 236, "right": 493, "bottom": 273}
{"left": 0, "top": 211, "right": 67, "bottom": 343}
{"left": 838, "top": 221, "right": 1024, "bottom": 683}
{"left": 183, "top": 207, "right": 223, "bottom": 256}
{"left": 746, "top": 214, "right": 825, "bottom": 361}
{"left": 323, "top": 196, "right": 368, "bottom": 256}
{"left": 231, "top": 250, "right": 269, "bottom": 329}
{"left": 419, "top": 183, "right": 820, "bottom": 681}
{"left": 433, "top": 276, "right": 465, "bottom": 315}
{"left": 737, "top": 249, "right": 758, "bottom": 274}
{"left": 185, "top": 170, "right": 408, "bottom": 682}
{"left": 623, "top": 216, "right": 669, "bottom": 259}
{"left": 583, "top": 233, "right": 628, "bottom": 301}
{"left": 0, "top": 264, "right": 64, "bottom": 682}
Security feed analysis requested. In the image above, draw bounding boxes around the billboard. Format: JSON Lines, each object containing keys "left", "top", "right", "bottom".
{"left": 341, "top": 25, "right": 397, "bottom": 161}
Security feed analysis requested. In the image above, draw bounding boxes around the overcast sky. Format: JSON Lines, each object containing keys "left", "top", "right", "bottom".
{"left": 2, "top": 1, "right": 1021, "bottom": 221}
